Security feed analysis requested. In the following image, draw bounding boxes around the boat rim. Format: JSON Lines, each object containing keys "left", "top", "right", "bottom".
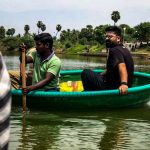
{"left": 11, "top": 70, "right": 150, "bottom": 97}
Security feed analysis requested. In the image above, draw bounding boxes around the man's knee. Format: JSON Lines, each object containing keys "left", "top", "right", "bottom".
{"left": 8, "top": 70, "right": 20, "bottom": 78}
{"left": 81, "top": 69, "right": 92, "bottom": 77}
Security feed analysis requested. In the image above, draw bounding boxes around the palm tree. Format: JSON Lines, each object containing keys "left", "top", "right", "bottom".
{"left": 56, "top": 24, "right": 62, "bottom": 37}
{"left": 111, "top": 11, "right": 120, "bottom": 26}
{"left": 0, "top": 26, "right": 5, "bottom": 39}
{"left": 37, "top": 21, "right": 43, "bottom": 34}
{"left": 6, "top": 29, "right": 11, "bottom": 36}
{"left": 6, "top": 28, "right": 15, "bottom": 36}
{"left": 10, "top": 28, "right": 15, "bottom": 36}
{"left": 24, "top": 25, "right": 30, "bottom": 35}
{"left": 41, "top": 24, "right": 46, "bottom": 32}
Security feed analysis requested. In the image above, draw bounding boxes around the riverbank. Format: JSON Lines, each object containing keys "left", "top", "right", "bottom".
{"left": 79, "top": 52, "right": 150, "bottom": 59}
{"left": 55, "top": 44, "right": 150, "bottom": 59}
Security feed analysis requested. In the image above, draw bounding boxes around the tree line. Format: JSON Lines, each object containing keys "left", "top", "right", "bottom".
{"left": 0, "top": 11, "right": 150, "bottom": 53}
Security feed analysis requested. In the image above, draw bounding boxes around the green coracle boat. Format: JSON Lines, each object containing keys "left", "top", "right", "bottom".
{"left": 11, "top": 70, "right": 150, "bottom": 110}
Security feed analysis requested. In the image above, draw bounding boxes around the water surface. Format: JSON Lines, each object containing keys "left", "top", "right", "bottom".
{"left": 2, "top": 52, "right": 150, "bottom": 150}
{"left": 10, "top": 105, "right": 150, "bottom": 150}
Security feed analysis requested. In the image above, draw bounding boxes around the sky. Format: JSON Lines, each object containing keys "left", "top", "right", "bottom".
{"left": 0, "top": 0, "right": 150, "bottom": 36}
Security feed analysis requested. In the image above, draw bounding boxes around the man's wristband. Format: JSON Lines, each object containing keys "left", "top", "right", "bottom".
{"left": 121, "top": 82, "right": 128, "bottom": 85}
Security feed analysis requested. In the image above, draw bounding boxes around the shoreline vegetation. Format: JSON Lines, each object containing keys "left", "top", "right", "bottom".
{"left": 0, "top": 42, "right": 150, "bottom": 59}
{"left": 0, "top": 40, "right": 150, "bottom": 59}
{"left": 0, "top": 20, "right": 150, "bottom": 59}
{"left": 79, "top": 51, "right": 150, "bottom": 59}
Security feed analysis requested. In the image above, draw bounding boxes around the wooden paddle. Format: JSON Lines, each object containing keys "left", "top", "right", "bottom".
{"left": 21, "top": 43, "right": 27, "bottom": 112}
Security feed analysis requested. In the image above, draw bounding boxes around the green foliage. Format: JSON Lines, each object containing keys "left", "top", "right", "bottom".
{"left": 66, "top": 44, "right": 86, "bottom": 54}
{"left": 56, "top": 24, "right": 62, "bottom": 38}
{"left": 37, "top": 21, "right": 44, "bottom": 34}
{"left": 111, "top": 11, "right": 121, "bottom": 25}
{"left": 0, "top": 26, "right": 5, "bottom": 39}
{"left": 79, "top": 37, "right": 87, "bottom": 45}
{"left": 1, "top": 19, "right": 150, "bottom": 54}
{"left": 2, "top": 36, "right": 21, "bottom": 51}
{"left": 79, "top": 26, "right": 93, "bottom": 42}
{"left": 138, "top": 45, "right": 150, "bottom": 52}
{"left": 1, "top": 35, "right": 35, "bottom": 51}
{"left": 53, "top": 40, "right": 63, "bottom": 49}
{"left": 145, "top": 46, "right": 150, "bottom": 51}
{"left": 93, "top": 25, "right": 108, "bottom": 44}
{"left": 65, "top": 41, "right": 72, "bottom": 49}
{"left": 134, "top": 22, "right": 150, "bottom": 43}
{"left": 41, "top": 24, "right": 46, "bottom": 32}
{"left": 89, "top": 45, "right": 98, "bottom": 53}
{"left": 24, "top": 25, "right": 30, "bottom": 35}
{"left": 89, "top": 45, "right": 105, "bottom": 53}
{"left": 6, "top": 28, "right": 15, "bottom": 36}
{"left": 20, "top": 35, "right": 35, "bottom": 49}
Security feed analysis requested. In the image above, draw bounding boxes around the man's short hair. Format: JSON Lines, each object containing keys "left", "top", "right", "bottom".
{"left": 34, "top": 33, "right": 53, "bottom": 49}
{"left": 105, "top": 26, "right": 122, "bottom": 37}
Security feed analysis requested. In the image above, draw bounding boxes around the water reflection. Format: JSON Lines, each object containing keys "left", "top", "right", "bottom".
{"left": 99, "top": 119, "right": 126, "bottom": 150}
{"left": 10, "top": 112, "right": 105, "bottom": 149}
{"left": 9, "top": 105, "right": 150, "bottom": 150}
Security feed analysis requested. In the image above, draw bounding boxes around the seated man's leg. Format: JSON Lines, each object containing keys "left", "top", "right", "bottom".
{"left": 8, "top": 70, "right": 21, "bottom": 89}
{"left": 81, "top": 69, "right": 105, "bottom": 91}
{"left": 9, "top": 70, "right": 32, "bottom": 89}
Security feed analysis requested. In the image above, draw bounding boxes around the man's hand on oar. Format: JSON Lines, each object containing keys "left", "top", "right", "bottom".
{"left": 19, "top": 43, "right": 28, "bottom": 64}
{"left": 22, "top": 87, "right": 30, "bottom": 95}
{"left": 19, "top": 43, "right": 28, "bottom": 52}
{"left": 22, "top": 85, "right": 34, "bottom": 95}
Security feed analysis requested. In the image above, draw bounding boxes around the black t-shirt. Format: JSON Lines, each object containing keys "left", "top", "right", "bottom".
{"left": 105, "top": 45, "right": 134, "bottom": 89}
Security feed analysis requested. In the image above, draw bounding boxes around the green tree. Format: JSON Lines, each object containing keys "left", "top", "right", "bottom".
{"left": 6, "top": 29, "right": 12, "bottom": 36}
{"left": 37, "top": 21, "right": 43, "bottom": 34}
{"left": 41, "top": 24, "right": 46, "bottom": 32}
{"left": 20, "top": 35, "right": 35, "bottom": 48}
{"left": 93, "top": 25, "right": 108, "bottom": 44}
{"left": 56, "top": 24, "right": 62, "bottom": 37}
{"left": 24, "top": 25, "right": 30, "bottom": 35}
{"left": 2, "top": 36, "right": 20, "bottom": 51}
{"left": 111, "top": 11, "right": 121, "bottom": 26}
{"left": 60, "top": 30, "right": 67, "bottom": 42}
{"left": 71, "top": 29, "right": 79, "bottom": 43}
{"left": 11, "top": 28, "right": 15, "bottom": 36}
{"left": 6, "top": 28, "right": 15, "bottom": 37}
{"left": 79, "top": 25, "right": 94, "bottom": 45}
{"left": 86, "top": 25, "right": 93, "bottom": 41}
{"left": 134, "top": 22, "right": 150, "bottom": 44}
{"left": 0, "top": 26, "right": 5, "bottom": 39}
{"left": 119, "top": 24, "right": 134, "bottom": 42}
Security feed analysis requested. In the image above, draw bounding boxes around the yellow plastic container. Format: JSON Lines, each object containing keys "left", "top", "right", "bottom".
{"left": 60, "top": 81, "right": 83, "bottom": 92}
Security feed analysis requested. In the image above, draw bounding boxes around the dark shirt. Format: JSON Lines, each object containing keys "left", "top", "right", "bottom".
{"left": 105, "top": 45, "right": 134, "bottom": 89}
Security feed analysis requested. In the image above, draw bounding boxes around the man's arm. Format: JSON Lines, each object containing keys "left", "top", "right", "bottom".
{"left": 23, "top": 72, "right": 55, "bottom": 94}
{"left": 118, "top": 63, "right": 128, "bottom": 95}
{"left": 101, "top": 69, "right": 107, "bottom": 76}
{"left": 26, "top": 55, "right": 33, "bottom": 64}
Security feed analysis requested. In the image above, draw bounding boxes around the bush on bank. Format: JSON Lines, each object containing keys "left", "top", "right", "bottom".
{"left": 0, "top": 36, "right": 149, "bottom": 54}
{"left": 0, "top": 35, "right": 35, "bottom": 51}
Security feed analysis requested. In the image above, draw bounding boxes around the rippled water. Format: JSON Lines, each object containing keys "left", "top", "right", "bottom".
{"left": 9, "top": 104, "right": 150, "bottom": 150}
{"left": 2, "top": 52, "right": 150, "bottom": 150}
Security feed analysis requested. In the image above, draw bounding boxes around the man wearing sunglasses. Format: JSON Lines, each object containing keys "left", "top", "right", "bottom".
{"left": 81, "top": 26, "right": 134, "bottom": 95}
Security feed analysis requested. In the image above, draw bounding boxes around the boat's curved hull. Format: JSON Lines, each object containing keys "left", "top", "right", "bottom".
{"left": 11, "top": 70, "right": 150, "bottom": 110}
